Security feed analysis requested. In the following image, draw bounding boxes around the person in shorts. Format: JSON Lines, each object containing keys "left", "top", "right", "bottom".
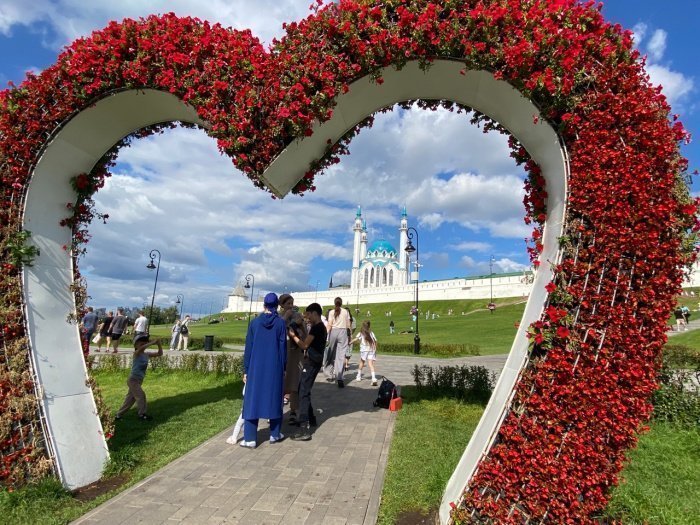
{"left": 109, "top": 308, "right": 129, "bottom": 353}
{"left": 93, "top": 310, "right": 113, "bottom": 352}
{"left": 351, "top": 320, "right": 378, "bottom": 385}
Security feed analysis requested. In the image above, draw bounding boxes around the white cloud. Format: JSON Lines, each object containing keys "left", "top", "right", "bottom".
{"left": 0, "top": 0, "right": 310, "bottom": 47}
{"left": 494, "top": 257, "right": 530, "bottom": 273}
{"left": 647, "top": 29, "right": 667, "bottom": 62}
{"left": 646, "top": 64, "right": 695, "bottom": 109}
{"left": 629, "top": 24, "right": 695, "bottom": 110}
{"left": 450, "top": 241, "right": 493, "bottom": 252}
{"left": 631, "top": 22, "right": 647, "bottom": 45}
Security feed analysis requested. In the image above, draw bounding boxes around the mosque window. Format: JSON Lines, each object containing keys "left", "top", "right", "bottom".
{"left": 389, "top": 269, "right": 394, "bottom": 286}
{"left": 364, "top": 268, "right": 369, "bottom": 288}
{"left": 382, "top": 268, "right": 387, "bottom": 285}
{"left": 370, "top": 267, "right": 374, "bottom": 284}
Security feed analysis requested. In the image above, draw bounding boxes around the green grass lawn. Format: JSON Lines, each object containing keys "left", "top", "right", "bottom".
{"left": 378, "top": 387, "right": 486, "bottom": 524}
{"left": 149, "top": 297, "right": 526, "bottom": 355}
{"left": 379, "top": 391, "right": 700, "bottom": 525}
{"left": 0, "top": 370, "right": 242, "bottom": 525}
{"left": 606, "top": 422, "right": 700, "bottom": 524}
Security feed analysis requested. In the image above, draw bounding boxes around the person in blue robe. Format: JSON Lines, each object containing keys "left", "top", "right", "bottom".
{"left": 241, "top": 292, "right": 287, "bottom": 447}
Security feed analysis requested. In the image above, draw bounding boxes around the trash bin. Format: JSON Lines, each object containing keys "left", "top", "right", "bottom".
{"left": 204, "top": 335, "right": 214, "bottom": 352}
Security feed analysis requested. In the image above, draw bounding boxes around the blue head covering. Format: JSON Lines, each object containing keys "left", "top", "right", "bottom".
{"left": 263, "top": 292, "right": 279, "bottom": 310}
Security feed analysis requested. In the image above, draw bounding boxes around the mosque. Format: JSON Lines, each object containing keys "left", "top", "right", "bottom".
{"left": 224, "top": 207, "right": 535, "bottom": 312}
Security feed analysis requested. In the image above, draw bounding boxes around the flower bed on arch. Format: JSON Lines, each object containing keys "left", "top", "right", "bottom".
{"left": 0, "top": 0, "right": 696, "bottom": 521}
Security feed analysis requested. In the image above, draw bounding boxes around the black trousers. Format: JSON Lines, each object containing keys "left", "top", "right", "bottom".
{"left": 297, "top": 357, "right": 321, "bottom": 425}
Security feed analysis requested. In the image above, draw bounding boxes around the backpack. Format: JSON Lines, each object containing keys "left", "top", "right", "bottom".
{"left": 180, "top": 323, "right": 189, "bottom": 335}
{"left": 373, "top": 377, "right": 398, "bottom": 409}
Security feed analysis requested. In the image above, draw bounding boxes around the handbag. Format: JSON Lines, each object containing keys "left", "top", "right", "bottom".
{"left": 91, "top": 334, "right": 101, "bottom": 344}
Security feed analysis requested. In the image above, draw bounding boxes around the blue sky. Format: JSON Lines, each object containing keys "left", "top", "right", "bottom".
{"left": 0, "top": 1, "right": 697, "bottom": 315}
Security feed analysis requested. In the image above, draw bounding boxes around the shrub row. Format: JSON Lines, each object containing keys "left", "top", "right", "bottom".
{"left": 381, "top": 342, "right": 480, "bottom": 357}
{"left": 108, "top": 335, "right": 241, "bottom": 350}
{"left": 411, "top": 364, "right": 495, "bottom": 403}
{"left": 90, "top": 352, "right": 244, "bottom": 377}
{"left": 653, "top": 345, "right": 700, "bottom": 427}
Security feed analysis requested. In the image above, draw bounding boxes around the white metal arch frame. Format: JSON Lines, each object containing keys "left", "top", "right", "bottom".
{"left": 23, "top": 61, "right": 567, "bottom": 504}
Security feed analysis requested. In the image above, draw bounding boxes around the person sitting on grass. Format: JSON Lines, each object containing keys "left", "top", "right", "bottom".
{"left": 115, "top": 334, "right": 163, "bottom": 421}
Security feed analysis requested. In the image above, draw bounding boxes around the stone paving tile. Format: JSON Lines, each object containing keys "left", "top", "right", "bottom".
{"left": 132, "top": 501, "right": 182, "bottom": 524}
{"left": 165, "top": 504, "right": 195, "bottom": 521}
{"left": 237, "top": 509, "right": 282, "bottom": 524}
{"left": 77, "top": 504, "right": 141, "bottom": 524}
{"left": 177, "top": 504, "right": 217, "bottom": 523}
{"left": 279, "top": 501, "right": 315, "bottom": 524}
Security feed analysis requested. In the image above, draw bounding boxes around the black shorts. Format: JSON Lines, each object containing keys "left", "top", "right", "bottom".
{"left": 110, "top": 333, "right": 122, "bottom": 341}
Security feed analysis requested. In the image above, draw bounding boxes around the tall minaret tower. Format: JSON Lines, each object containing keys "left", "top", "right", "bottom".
{"left": 351, "top": 206, "right": 363, "bottom": 289}
{"left": 360, "top": 219, "right": 368, "bottom": 261}
{"left": 398, "top": 206, "right": 409, "bottom": 284}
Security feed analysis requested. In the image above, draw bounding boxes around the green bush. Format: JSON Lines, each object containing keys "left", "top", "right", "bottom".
{"left": 653, "top": 345, "right": 700, "bottom": 427}
{"left": 662, "top": 344, "right": 700, "bottom": 369}
{"left": 381, "top": 342, "right": 480, "bottom": 357}
{"left": 91, "top": 353, "right": 244, "bottom": 377}
{"left": 411, "top": 364, "right": 495, "bottom": 403}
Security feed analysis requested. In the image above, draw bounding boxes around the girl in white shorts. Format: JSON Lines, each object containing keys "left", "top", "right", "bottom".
{"left": 351, "top": 320, "right": 378, "bottom": 385}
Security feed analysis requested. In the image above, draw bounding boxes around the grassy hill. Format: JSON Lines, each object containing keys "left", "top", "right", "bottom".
{"left": 148, "top": 297, "right": 527, "bottom": 355}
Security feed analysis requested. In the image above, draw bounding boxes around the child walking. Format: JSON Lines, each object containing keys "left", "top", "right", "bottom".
{"left": 351, "top": 320, "right": 378, "bottom": 385}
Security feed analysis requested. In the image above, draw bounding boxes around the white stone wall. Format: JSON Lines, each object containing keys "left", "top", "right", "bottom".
{"left": 224, "top": 274, "right": 533, "bottom": 313}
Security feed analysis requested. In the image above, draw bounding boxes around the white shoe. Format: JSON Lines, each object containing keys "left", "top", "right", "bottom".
{"left": 371, "top": 378, "right": 378, "bottom": 386}
{"left": 239, "top": 440, "right": 256, "bottom": 448}
{"left": 356, "top": 374, "right": 362, "bottom": 381}
{"left": 270, "top": 433, "right": 286, "bottom": 444}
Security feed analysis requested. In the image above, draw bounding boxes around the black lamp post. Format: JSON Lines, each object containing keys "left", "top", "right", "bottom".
{"left": 489, "top": 255, "right": 496, "bottom": 314}
{"left": 405, "top": 227, "right": 420, "bottom": 354}
{"left": 146, "top": 249, "right": 161, "bottom": 332}
{"left": 175, "top": 294, "right": 184, "bottom": 321}
{"left": 244, "top": 274, "right": 255, "bottom": 329}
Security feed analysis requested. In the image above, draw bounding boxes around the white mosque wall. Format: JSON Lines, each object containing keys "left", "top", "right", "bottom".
{"left": 224, "top": 273, "right": 533, "bottom": 313}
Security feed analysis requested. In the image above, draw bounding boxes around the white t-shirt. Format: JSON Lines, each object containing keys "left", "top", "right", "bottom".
{"left": 352, "top": 331, "right": 377, "bottom": 355}
{"left": 134, "top": 315, "right": 148, "bottom": 333}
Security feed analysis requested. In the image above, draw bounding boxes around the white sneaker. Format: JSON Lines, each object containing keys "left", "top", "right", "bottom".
{"left": 371, "top": 378, "right": 378, "bottom": 386}
{"left": 239, "top": 440, "right": 256, "bottom": 448}
{"left": 356, "top": 374, "right": 362, "bottom": 381}
{"left": 270, "top": 433, "right": 286, "bottom": 444}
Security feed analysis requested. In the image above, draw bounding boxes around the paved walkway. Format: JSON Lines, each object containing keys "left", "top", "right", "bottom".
{"left": 75, "top": 352, "right": 507, "bottom": 525}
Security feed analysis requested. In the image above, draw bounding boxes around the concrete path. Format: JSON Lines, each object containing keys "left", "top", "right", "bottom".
{"left": 74, "top": 353, "right": 507, "bottom": 525}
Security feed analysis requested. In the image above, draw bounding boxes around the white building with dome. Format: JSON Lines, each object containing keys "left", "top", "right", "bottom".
{"left": 352, "top": 206, "right": 410, "bottom": 290}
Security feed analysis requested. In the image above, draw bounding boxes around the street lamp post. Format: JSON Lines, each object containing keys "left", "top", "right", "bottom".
{"left": 146, "top": 249, "right": 161, "bottom": 332}
{"left": 489, "top": 255, "right": 496, "bottom": 314}
{"left": 315, "top": 280, "right": 319, "bottom": 303}
{"left": 175, "top": 294, "right": 184, "bottom": 321}
{"left": 405, "top": 228, "right": 420, "bottom": 354}
{"left": 244, "top": 274, "right": 255, "bottom": 329}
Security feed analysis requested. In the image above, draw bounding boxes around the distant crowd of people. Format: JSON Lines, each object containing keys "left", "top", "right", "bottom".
{"left": 87, "top": 294, "right": 382, "bottom": 436}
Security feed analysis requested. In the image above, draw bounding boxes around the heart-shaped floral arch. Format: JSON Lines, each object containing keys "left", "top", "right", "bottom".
{"left": 0, "top": 0, "right": 696, "bottom": 522}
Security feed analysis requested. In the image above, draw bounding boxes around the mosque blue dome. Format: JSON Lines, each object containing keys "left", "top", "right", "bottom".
{"left": 367, "top": 239, "right": 397, "bottom": 258}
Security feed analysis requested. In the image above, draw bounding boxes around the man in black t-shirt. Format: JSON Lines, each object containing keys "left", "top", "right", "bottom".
{"left": 288, "top": 302, "right": 328, "bottom": 441}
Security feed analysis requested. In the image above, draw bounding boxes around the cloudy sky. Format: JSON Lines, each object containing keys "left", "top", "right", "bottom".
{"left": 0, "top": 1, "right": 697, "bottom": 315}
